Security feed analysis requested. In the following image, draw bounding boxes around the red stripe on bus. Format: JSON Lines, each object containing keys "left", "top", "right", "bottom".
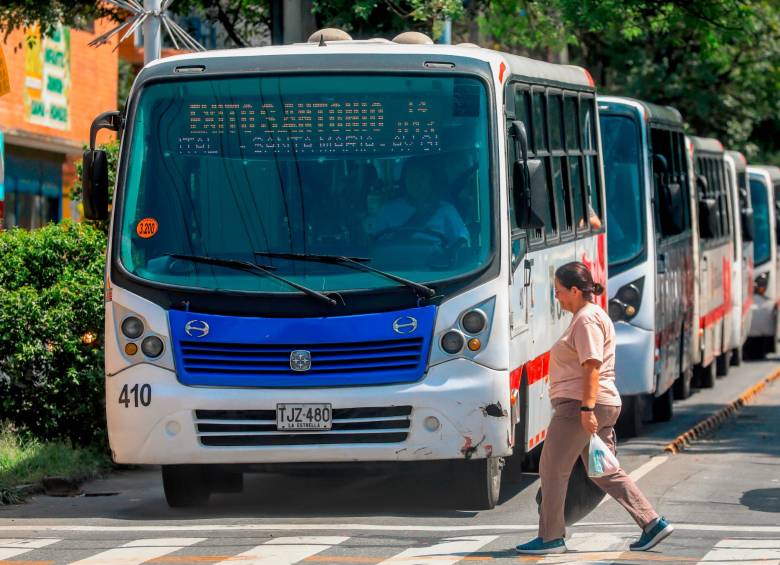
{"left": 700, "top": 257, "right": 733, "bottom": 329}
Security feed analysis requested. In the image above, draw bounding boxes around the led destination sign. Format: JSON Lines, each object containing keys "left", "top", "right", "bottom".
{"left": 178, "top": 98, "right": 441, "bottom": 156}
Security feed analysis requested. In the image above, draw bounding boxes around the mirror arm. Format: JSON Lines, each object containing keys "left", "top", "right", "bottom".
{"left": 90, "top": 111, "right": 122, "bottom": 150}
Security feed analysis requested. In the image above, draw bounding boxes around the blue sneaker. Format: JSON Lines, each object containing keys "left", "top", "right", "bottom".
{"left": 630, "top": 517, "right": 674, "bottom": 551}
{"left": 515, "top": 537, "right": 567, "bottom": 555}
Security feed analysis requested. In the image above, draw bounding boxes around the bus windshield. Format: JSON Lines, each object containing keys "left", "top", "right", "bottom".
{"left": 118, "top": 74, "right": 493, "bottom": 294}
{"left": 750, "top": 176, "right": 771, "bottom": 266}
{"left": 601, "top": 115, "right": 644, "bottom": 268}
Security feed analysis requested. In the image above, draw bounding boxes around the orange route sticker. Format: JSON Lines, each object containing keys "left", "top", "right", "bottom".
{"left": 136, "top": 218, "right": 159, "bottom": 238}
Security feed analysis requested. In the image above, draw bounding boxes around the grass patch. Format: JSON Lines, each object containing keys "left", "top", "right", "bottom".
{"left": 0, "top": 422, "right": 111, "bottom": 504}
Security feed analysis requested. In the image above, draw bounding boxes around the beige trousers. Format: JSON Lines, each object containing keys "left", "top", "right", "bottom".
{"left": 538, "top": 398, "right": 659, "bottom": 541}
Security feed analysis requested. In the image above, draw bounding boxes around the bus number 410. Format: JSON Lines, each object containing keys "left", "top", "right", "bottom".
{"left": 119, "top": 384, "right": 152, "bottom": 408}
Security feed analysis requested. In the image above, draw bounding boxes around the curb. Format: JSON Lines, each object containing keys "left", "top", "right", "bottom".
{"left": 663, "top": 366, "right": 780, "bottom": 454}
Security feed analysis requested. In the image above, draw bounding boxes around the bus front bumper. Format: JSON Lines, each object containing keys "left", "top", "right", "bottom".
{"left": 748, "top": 294, "right": 777, "bottom": 338}
{"left": 613, "top": 322, "right": 655, "bottom": 396}
{"left": 106, "top": 359, "right": 512, "bottom": 465}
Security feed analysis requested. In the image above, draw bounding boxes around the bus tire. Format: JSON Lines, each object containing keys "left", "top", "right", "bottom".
{"left": 615, "top": 395, "right": 643, "bottom": 439}
{"left": 652, "top": 386, "right": 674, "bottom": 422}
{"left": 457, "top": 457, "right": 502, "bottom": 510}
{"left": 730, "top": 346, "right": 742, "bottom": 366}
{"left": 715, "top": 351, "right": 730, "bottom": 377}
{"left": 162, "top": 465, "right": 211, "bottom": 508}
{"left": 674, "top": 365, "right": 693, "bottom": 400}
{"left": 694, "top": 363, "right": 716, "bottom": 388}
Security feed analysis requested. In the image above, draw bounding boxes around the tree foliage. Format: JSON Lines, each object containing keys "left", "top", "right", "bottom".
{"left": 479, "top": 0, "right": 780, "bottom": 160}
{"left": 0, "top": 1, "right": 118, "bottom": 40}
{"left": 0, "top": 222, "right": 107, "bottom": 445}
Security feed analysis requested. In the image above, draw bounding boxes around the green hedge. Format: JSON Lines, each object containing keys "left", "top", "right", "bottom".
{"left": 0, "top": 221, "right": 107, "bottom": 445}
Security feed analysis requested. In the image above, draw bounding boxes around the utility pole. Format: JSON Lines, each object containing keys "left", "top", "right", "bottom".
{"left": 144, "top": 0, "right": 162, "bottom": 64}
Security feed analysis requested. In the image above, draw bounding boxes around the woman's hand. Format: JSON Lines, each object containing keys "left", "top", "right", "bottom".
{"left": 581, "top": 411, "right": 598, "bottom": 434}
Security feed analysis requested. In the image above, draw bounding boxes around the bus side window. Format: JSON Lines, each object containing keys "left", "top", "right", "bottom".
{"left": 579, "top": 96, "right": 602, "bottom": 230}
{"left": 548, "top": 92, "right": 564, "bottom": 152}
{"left": 531, "top": 90, "right": 548, "bottom": 154}
{"left": 552, "top": 157, "right": 572, "bottom": 233}
{"left": 514, "top": 87, "right": 532, "bottom": 154}
{"left": 564, "top": 94, "right": 586, "bottom": 231}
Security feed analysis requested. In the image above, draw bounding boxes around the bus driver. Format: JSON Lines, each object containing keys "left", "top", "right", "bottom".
{"left": 364, "top": 157, "right": 470, "bottom": 250}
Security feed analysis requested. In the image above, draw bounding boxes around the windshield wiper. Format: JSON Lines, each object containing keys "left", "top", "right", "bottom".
{"left": 254, "top": 251, "right": 436, "bottom": 300}
{"left": 167, "top": 254, "right": 338, "bottom": 306}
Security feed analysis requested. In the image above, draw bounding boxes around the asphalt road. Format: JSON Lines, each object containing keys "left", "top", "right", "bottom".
{"left": 1, "top": 357, "right": 779, "bottom": 564}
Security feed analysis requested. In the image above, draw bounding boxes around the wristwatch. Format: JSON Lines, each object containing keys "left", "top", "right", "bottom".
{"left": 580, "top": 405, "right": 595, "bottom": 412}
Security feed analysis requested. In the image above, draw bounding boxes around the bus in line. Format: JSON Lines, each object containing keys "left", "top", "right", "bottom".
{"left": 598, "top": 97, "right": 695, "bottom": 437}
{"left": 690, "top": 136, "right": 734, "bottom": 387}
{"left": 81, "top": 30, "right": 607, "bottom": 509}
{"left": 723, "top": 150, "right": 754, "bottom": 365}
{"left": 746, "top": 165, "right": 780, "bottom": 358}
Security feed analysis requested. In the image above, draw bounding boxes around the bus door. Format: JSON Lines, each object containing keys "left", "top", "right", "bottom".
{"left": 649, "top": 126, "right": 692, "bottom": 397}
{"left": 507, "top": 86, "right": 604, "bottom": 454}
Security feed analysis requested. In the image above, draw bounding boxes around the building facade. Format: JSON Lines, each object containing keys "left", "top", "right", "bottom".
{"left": 0, "top": 21, "right": 117, "bottom": 229}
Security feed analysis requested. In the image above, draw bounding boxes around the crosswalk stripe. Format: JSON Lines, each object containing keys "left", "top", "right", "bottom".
{"left": 537, "top": 533, "right": 628, "bottom": 564}
{"left": 698, "top": 538, "right": 780, "bottom": 564}
{"left": 212, "top": 536, "right": 348, "bottom": 565}
{"left": 376, "top": 535, "right": 498, "bottom": 564}
{"left": 0, "top": 538, "right": 61, "bottom": 559}
{"left": 66, "top": 537, "right": 205, "bottom": 565}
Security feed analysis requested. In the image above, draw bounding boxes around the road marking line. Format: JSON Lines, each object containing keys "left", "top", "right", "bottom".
{"left": 210, "top": 536, "right": 348, "bottom": 565}
{"left": 0, "top": 538, "right": 60, "bottom": 559}
{"left": 536, "top": 533, "right": 627, "bottom": 564}
{"left": 698, "top": 537, "right": 780, "bottom": 564}
{"left": 376, "top": 535, "right": 498, "bottom": 564}
{"left": 66, "top": 537, "right": 205, "bottom": 565}
{"left": 0, "top": 525, "right": 537, "bottom": 533}
{"left": 2, "top": 522, "right": 780, "bottom": 534}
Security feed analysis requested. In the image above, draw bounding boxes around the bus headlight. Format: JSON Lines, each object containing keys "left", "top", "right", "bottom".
{"left": 141, "top": 336, "right": 164, "bottom": 358}
{"left": 441, "top": 330, "right": 465, "bottom": 354}
{"left": 608, "top": 277, "right": 644, "bottom": 322}
{"left": 432, "top": 296, "right": 496, "bottom": 364}
{"left": 461, "top": 309, "right": 488, "bottom": 334}
{"left": 755, "top": 272, "right": 769, "bottom": 296}
{"left": 121, "top": 316, "right": 144, "bottom": 339}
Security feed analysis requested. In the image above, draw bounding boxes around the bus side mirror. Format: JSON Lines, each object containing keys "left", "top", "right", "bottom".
{"left": 82, "top": 149, "right": 109, "bottom": 221}
{"left": 741, "top": 207, "right": 754, "bottom": 242}
{"left": 511, "top": 120, "right": 545, "bottom": 229}
{"left": 82, "top": 110, "right": 122, "bottom": 222}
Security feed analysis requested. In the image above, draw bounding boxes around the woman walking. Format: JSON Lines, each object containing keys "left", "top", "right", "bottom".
{"left": 515, "top": 262, "right": 673, "bottom": 555}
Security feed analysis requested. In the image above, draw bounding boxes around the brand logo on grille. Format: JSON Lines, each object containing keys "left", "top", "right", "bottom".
{"left": 393, "top": 316, "right": 418, "bottom": 334}
{"left": 184, "top": 320, "right": 210, "bottom": 338}
{"left": 290, "top": 350, "right": 312, "bottom": 372}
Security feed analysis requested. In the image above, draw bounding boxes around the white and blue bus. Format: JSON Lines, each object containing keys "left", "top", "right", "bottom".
{"left": 746, "top": 165, "right": 780, "bottom": 357}
{"left": 598, "top": 97, "right": 695, "bottom": 437}
{"left": 81, "top": 31, "right": 607, "bottom": 509}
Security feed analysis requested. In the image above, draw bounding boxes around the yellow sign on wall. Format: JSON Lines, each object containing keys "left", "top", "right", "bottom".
{"left": 0, "top": 46, "right": 10, "bottom": 97}
{"left": 24, "top": 24, "right": 71, "bottom": 129}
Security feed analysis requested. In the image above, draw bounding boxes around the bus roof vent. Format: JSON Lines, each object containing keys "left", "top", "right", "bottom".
{"left": 307, "top": 28, "right": 353, "bottom": 43}
{"left": 456, "top": 42, "right": 480, "bottom": 48}
{"left": 393, "top": 31, "right": 433, "bottom": 45}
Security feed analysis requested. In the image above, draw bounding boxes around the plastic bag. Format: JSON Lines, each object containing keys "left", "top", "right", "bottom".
{"left": 587, "top": 433, "right": 620, "bottom": 478}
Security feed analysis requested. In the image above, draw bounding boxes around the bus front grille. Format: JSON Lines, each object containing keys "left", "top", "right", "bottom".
{"left": 194, "top": 406, "right": 412, "bottom": 446}
{"left": 178, "top": 338, "right": 425, "bottom": 385}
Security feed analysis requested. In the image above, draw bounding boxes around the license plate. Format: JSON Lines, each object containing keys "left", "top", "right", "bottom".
{"left": 276, "top": 403, "right": 332, "bottom": 431}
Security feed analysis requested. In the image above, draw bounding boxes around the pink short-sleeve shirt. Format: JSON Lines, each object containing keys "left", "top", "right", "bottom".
{"left": 549, "top": 302, "right": 621, "bottom": 406}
